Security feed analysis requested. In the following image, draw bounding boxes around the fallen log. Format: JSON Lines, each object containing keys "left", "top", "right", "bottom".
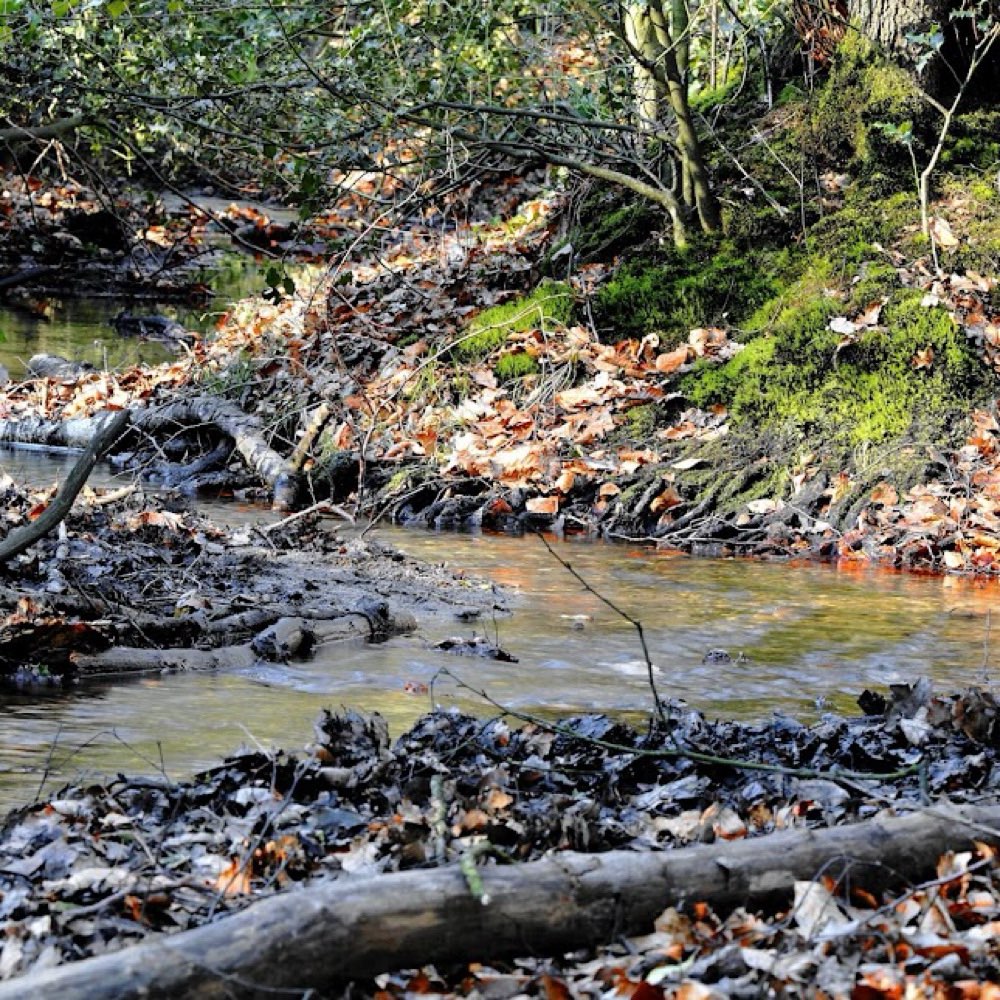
{"left": 0, "top": 266, "right": 56, "bottom": 294}
{"left": 146, "top": 397, "right": 300, "bottom": 509}
{"left": 1, "top": 802, "right": 998, "bottom": 999}
{"left": 0, "top": 396, "right": 301, "bottom": 508}
{"left": 0, "top": 410, "right": 130, "bottom": 563}
{"left": 70, "top": 610, "right": 417, "bottom": 677}
{"left": 0, "top": 114, "right": 87, "bottom": 142}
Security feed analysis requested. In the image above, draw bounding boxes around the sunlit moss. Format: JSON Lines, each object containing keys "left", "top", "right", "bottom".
{"left": 454, "top": 281, "right": 572, "bottom": 360}
{"left": 494, "top": 350, "right": 540, "bottom": 383}
{"left": 683, "top": 290, "right": 990, "bottom": 450}
{"left": 593, "top": 242, "right": 782, "bottom": 345}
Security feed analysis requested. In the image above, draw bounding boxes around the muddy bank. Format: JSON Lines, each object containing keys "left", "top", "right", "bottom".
{"left": 0, "top": 477, "right": 507, "bottom": 687}
{"left": 0, "top": 682, "right": 999, "bottom": 994}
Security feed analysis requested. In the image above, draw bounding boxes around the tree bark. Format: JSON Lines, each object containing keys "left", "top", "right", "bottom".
{"left": 0, "top": 410, "right": 130, "bottom": 563}
{"left": 848, "top": 0, "right": 944, "bottom": 55}
{"left": 0, "top": 396, "right": 301, "bottom": 509}
{"left": 847, "top": 0, "right": 948, "bottom": 94}
{"left": 1, "top": 802, "right": 999, "bottom": 998}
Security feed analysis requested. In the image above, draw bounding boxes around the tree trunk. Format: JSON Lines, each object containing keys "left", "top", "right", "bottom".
{"left": 848, "top": 0, "right": 944, "bottom": 53}
{"left": 848, "top": 0, "right": 948, "bottom": 94}
{"left": 1, "top": 802, "right": 998, "bottom": 998}
{"left": 0, "top": 410, "right": 130, "bottom": 563}
{"left": 647, "top": 0, "right": 721, "bottom": 233}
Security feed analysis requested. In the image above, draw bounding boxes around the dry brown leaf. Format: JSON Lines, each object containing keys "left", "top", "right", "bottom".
{"left": 654, "top": 345, "right": 690, "bottom": 374}
{"left": 526, "top": 495, "right": 560, "bottom": 514}
{"left": 650, "top": 486, "right": 682, "bottom": 514}
{"left": 688, "top": 326, "right": 728, "bottom": 357}
{"left": 870, "top": 482, "right": 899, "bottom": 506}
{"left": 484, "top": 788, "right": 514, "bottom": 811}
{"left": 554, "top": 470, "right": 576, "bottom": 494}
{"left": 214, "top": 857, "right": 252, "bottom": 896}
{"left": 930, "top": 216, "right": 960, "bottom": 248}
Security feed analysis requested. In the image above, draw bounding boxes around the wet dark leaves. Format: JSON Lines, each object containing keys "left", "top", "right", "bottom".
{"left": 0, "top": 687, "right": 996, "bottom": 984}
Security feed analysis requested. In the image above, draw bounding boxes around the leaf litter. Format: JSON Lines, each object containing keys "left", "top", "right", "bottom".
{"left": 2, "top": 683, "right": 1000, "bottom": 994}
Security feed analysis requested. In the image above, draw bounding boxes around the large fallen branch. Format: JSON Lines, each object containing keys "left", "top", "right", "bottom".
{"left": 0, "top": 397, "right": 301, "bottom": 507}
{"left": 2, "top": 802, "right": 999, "bottom": 998}
{"left": 0, "top": 409, "right": 130, "bottom": 563}
{"left": 0, "top": 115, "right": 87, "bottom": 142}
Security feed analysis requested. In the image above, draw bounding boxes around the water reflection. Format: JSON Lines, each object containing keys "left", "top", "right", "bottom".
{"left": 0, "top": 484, "right": 997, "bottom": 811}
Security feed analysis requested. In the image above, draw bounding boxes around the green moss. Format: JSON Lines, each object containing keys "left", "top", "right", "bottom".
{"left": 624, "top": 403, "right": 658, "bottom": 439}
{"left": 454, "top": 281, "right": 573, "bottom": 360}
{"left": 940, "top": 108, "right": 1000, "bottom": 171}
{"left": 808, "top": 191, "right": 917, "bottom": 270}
{"left": 805, "top": 33, "right": 928, "bottom": 174}
{"left": 558, "top": 187, "right": 661, "bottom": 265}
{"left": 593, "top": 242, "right": 783, "bottom": 345}
{"left": 385, "top": 467, "right": 412, "bottom": 493}
{"left": 494, "top": 351, "right": 541, "bottom": 383}
{"left": 689, "top": 68, "right": 744, "bottom": 114}
{"left": 683, "top": 290, "right": 992, "bottom": 450}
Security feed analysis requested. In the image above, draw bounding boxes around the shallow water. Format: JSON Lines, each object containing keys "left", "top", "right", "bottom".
{"left": 0, "top": 448, "right": 997, "bottom": 812}
{"left": 0, "top": 237, "right": 270, "bottom": 378}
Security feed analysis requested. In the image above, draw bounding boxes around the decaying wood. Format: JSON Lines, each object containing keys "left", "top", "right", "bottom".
{"left": 0, "top": 410, "right": 130, "bottom": 563}
{"left": 0, "top": 266, "right": 56, "bottom": 293}
{"left": 2, "top": 802, "right": 998, "bottom": 999}
{"left": 149, "top": 397, "right": 301, "bottom": 508}
{"left": 70, "top": 610, "right": 417, "bottom": 677}
{"left": 0, "top": 395, "right": 301, "bottom": 507}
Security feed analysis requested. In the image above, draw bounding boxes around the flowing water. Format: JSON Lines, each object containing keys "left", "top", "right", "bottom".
{"left": 0, "top": 444, "right": 998, "bottom": 812}
{"left": 1, "top": 264, "right": 999, "bottom": 811}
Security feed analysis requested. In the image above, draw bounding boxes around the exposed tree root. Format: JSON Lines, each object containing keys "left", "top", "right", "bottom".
{"left": 0, "top": 396, "right": 300, "bottom": 508}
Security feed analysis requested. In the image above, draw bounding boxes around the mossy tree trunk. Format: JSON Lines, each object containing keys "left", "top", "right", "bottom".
{"left": 847, "top": 0, "right": 955, "bottom": 98}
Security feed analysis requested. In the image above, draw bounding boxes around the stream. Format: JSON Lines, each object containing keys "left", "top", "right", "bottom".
{"left": 0, "top": 446, "right": 998, "bottom": 812}
{"left": 1, "top": 251, "right": 999, "bottom": 813}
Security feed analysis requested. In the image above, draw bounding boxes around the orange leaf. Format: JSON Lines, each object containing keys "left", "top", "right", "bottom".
{"left": 526, "top": 496, "right": 560, "bottom": 514}
{"left": 214, "top": 857, "right": 252, "bottom": 896}
{"left": 870, "top": 482, "right": 898, "bottom": 506}
{"left": 554, "top": 470, "right": 576, "bottom": 494}
{"left": 654, "top": 345, "right": 690, "bottom": 374}
{"left": 650, "top": 486, "right": 682, "bottom": 514}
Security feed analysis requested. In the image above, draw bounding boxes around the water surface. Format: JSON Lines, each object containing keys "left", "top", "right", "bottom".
{"left": 0, "top": 458, "right": 996, "bottom": 812}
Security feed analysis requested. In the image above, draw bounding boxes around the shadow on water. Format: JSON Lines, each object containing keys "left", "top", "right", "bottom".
{"left": 0, "top": 248, "right": 269, "bottom": 378}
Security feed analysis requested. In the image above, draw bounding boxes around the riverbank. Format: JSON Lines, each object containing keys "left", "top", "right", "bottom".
{"left": 4, "top": 158, "right": 1000, "bottom": 578}
{"left": 0, "top": 475, "right": 506, "bottom": 688}
{"left": 0, "top": 686, "right": 998, "bottom": 996}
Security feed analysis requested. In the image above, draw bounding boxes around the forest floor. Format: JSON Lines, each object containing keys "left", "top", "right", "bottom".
{"left": 2, "top": 685, "right": 1000, "bottom": 996}
{"left": 5, "top": 127, "right": 1000, "bottom": 995}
